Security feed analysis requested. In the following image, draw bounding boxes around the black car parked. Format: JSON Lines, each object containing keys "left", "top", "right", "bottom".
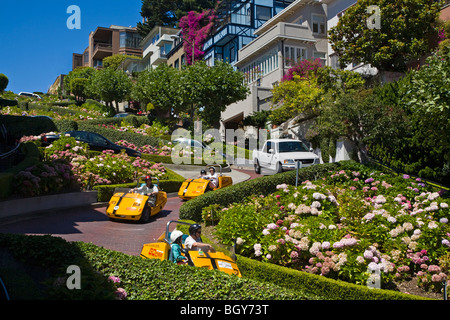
{"left": 42, "top": 131, "right": 141, "bottom": 158}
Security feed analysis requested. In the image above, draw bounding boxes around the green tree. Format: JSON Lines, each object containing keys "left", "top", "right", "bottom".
{"left": 367, "top": 48, "right": 450, "bottom": 183}
{"left": 0, "top": 73, "right": 8, "bottom": 93}
{"left": 308, "top": 89, "right": 404, "bottom": 164}
{"left": 70, "top": 78, "right": 89, "bottom": 102}
{"left": 103, "top": 54, "right": 142, "bottom": 70}
{"left": 85, "top": 68, "right": 132, "bottom": 113}
{"left": 328, "top": 0, "right": 440, "bottom": 72}
{"left": 64, "top": 67, "right": 96, "bottom": 96}
{"left": 243, "top": 110, "right": 272, "bottom": 130}
{"left": 269, "top": 74, "right": 324, "bottom": 125}
{"left": 182, "top": 60, "right": 249, "bottom": 128}
{"left": 131, "top": 63, "right": 185, "bottom": 117}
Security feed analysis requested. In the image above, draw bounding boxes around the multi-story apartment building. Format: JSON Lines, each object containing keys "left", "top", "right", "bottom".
{"left": 220, "top": 0, "right": 329, "bottom": 135}
{"left": 120, "top": 26, "right": 180, "bottom": 74}
{"left": 166, "top": 31, "right": 186, "bottom": 70}
{"left": 203, "top": 0, "right": 298, "bottom": 66}
{"left": 72, "top": 25, "right": 142, "bottom": 70}
{"left": 140, "top": 26, "right": 180, "bottom": 70}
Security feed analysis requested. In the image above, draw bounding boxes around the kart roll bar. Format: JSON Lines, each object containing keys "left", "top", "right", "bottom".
{"left": 164, "top": 220, "right": 193, "bottom": 244}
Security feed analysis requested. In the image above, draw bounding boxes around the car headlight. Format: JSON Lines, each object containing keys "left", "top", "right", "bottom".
{"left": 314, "top": 157, "right": 320, "bottom": 164}
{"left": 283, "top": 159, "right": 295, "bottom": 164}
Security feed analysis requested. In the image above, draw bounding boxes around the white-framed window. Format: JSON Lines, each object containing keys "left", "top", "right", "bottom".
{"left": 312, "top": 14, "right": 326, "bottom": 35}
{"left": 284, "top": 46, "right": 307, "bottom": 67}
{"left": 240, "top": 50, "right": 279, "bottom": 84}
{"left": 313, "top": 52, "right": 326, "bottom": 66}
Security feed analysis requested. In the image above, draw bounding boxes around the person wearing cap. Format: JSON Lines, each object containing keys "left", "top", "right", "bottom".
{"left": 184, "top": 224, "right": 213, "bottom": 252}
{"left": 206, "top": 167, "right": 219, "bottom": 190}
{"left": 198, "top": 169, "right": 208, "bottom": 179}
{"left": 169, "top": 230, "right": 187, "bottom": 264}
{"left": 131, "top": 175, "right": 159, "bottom": 206}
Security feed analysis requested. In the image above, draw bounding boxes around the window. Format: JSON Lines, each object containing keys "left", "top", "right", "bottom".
{"left": 263, "top": 141, "right": 272, "bottom": 153}
{"left": 312, "top": 14, "right": 326, "bottom": 34}
{"left": 231, "top": 3, "right": 251, "bottom": 26}
{"left": 284, "top": 46, "right": 307, "bottom": 67}
{"left": 93, "top": 59, "right": 103, "bottom": 68}
{"left": 120, "top": 32, "right": 142, "bottom": 48}
{"left": 313, "top": 52, "right": 326, "bottom": 66}
{"left": 230, "top": 46, "right": 235, "bottom": 62}
{"left": 278, "top": 141, "right": 308, "bottom": 153}
{"left": 240, "top": 50, "right": 278, "bottom": 84}
{"left": 256, "top": 6, "right": 271, "bottom": 21}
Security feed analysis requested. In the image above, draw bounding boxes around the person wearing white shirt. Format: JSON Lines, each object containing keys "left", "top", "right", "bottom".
{"left": 131, "top": 175, "right": 159, "bottom": 206}
{"left": 206, "top": 167, "right": 219, "bottom": 190}
{"left": 184, "top": 224, "right": 213, "bottom": 252}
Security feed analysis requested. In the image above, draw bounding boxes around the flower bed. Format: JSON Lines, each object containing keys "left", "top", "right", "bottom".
{"left": 12, "top": 135, "right": 169, "bottom": 197}
{"left": 209, "top": 165, "right": 450, "bottom": 294}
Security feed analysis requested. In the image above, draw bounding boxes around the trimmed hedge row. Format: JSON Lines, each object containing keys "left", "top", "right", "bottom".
{"left": 179, "top": 162, "right": 342, "bottom": 222}
{"left": 94, "top": 167, "right": 185, "bottom": 202}
{"left": 77, "top": 123, "right": 164, "bottom": 147}
{"left": 236, "top": 255, "right": 426, "bottom": 300}
{"left": 0, "top": 233, "right": 313, "bottom": 300}
{"left": 0, "top": 114, "right": 58, "bottom": 139}
{"left": 0, "top": 142, "right": 40, "bottom": 198}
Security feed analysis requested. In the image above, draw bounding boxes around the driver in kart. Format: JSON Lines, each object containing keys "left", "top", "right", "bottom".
{"left": 206, "top": 166, "right": 219, "bottom": 190}
{"left": 131, "top": 175, "right": 159, "bottom": 206}
{"left": 184, "top": 224, "right": 214, "bottom": 252}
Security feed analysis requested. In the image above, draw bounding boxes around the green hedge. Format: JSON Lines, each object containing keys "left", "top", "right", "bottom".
{"left": 140, "top": 153, "right": 227, "bottom": 167}
{"left": 0, "top": 233, "right": 311, "bottom": 300}
{"left": 77, "top": 123, "right": 164, "bottom": 147}
{"left": 0, "top": 142, "right": 41, "bottom": 198}
{"left": 236, "top": 255, "right": 426, "bottom": 300}
{"left": 179, "top": 162, "right": 342, "bottom": 222}
{"left": 93, "top": 167, "right": 185, "bottom": 202}
{"left": 0, "top": 114, "right": 58, "bottom": 139}
{"left": 0, "top": 98, "right": 17, "bottom": 107}
{"left": 81, "top": 115, "right": 148, "bottom": 128}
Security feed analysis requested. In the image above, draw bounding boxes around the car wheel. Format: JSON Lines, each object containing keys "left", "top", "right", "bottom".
{"left": 276, "top": 162, "right": 283, "bottom": 173}
{"left": 254, "top": 159, "right": 261, "bottom": 174}
{"left": 140, "top": 207, "right": 151, "bottom": 223}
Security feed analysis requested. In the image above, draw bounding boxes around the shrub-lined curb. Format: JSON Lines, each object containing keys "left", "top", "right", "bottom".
{"left": 236, "top": 255, "right": 427, "bottom": 300}
{"left": 179, "top": 162, "right": 342, "bottom": 222}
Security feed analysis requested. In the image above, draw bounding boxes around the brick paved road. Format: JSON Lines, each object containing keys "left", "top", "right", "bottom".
{"left": 0, "top": 169, "right": 262, "bottom": 256}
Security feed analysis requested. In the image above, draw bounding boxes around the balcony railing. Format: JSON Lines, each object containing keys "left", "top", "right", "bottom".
{"left": 239, "top": 22, "right": 315, "bottom": 63}
{"left": 93, "top": 43, "right": 112, "bottom": 51}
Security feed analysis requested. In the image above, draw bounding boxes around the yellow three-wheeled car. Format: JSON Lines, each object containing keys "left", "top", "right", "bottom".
{"left": 106, "top": 176, "right": 167, "bottom": 223}
{"left": 178, "top": 165, "right": 233, "bottom": 200}
{"left": 140, "top": 220, "right": 241, "bottom": 277}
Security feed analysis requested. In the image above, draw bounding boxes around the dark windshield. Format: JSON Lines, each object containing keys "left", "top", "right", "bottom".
{"left": 278, "top": 141, "right": 308, "bottom": 153}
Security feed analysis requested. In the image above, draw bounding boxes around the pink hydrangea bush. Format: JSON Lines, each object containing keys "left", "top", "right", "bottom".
{"left": 213, "top": 167, "right": 450, "bottom": 292}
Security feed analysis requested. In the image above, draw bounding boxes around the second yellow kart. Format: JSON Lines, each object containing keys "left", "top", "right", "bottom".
{"left": 140, "top": 220, "right": 241, "bottom": 277}
{"left": 106, "top": 176, "right": 167, "bottom": 223}
{"left": 178, "top": 165, "right": 233, "bottom": 200}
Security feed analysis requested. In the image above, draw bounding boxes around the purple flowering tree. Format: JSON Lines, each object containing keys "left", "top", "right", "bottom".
{"left": 281, "top": 58, "right": 323, "bottom": 82}
{"left": 179, "top": 9, "right": 216, "bottom": 65}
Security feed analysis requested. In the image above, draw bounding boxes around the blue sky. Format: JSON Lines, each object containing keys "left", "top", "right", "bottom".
{"left": 0, "top": 0, "right": 143, "bottom": 94}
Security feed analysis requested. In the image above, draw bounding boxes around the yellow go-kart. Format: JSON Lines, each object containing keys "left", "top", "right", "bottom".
{"left": 178, "top": 165, "right": 233, "bottom": 200}
{"left": 140, "top": 220, "right": 241, "bottom": 277}
{"left": 106, "top": 176, "right": 167, "bottom": 223}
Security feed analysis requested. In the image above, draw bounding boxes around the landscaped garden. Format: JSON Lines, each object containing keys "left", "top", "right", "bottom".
{"left": 178, "top": 161, "right": 450, "bottom": 299}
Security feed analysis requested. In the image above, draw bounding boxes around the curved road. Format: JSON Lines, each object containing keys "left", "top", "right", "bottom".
{"left": 0, "top": 168, "right": 262, "bottom": 256}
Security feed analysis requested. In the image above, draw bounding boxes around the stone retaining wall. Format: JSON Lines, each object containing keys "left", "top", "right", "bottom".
{"left": 0, "top": 191, "right": 98, "bottom": 223}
